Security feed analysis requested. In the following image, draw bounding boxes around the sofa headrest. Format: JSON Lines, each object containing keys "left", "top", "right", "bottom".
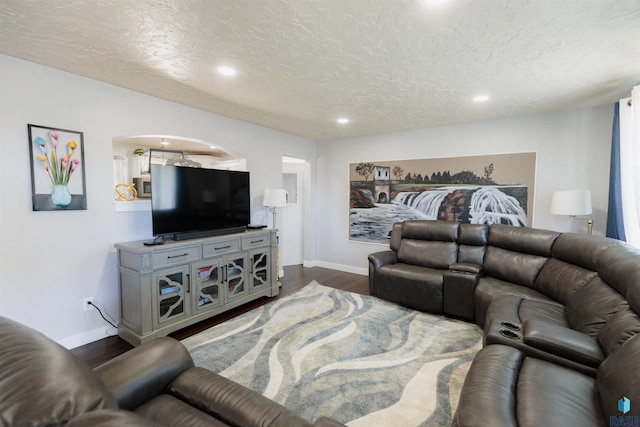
{"left": 401, "top": 220, "right": 459, "bottom": 242}
{"left": 0, "top": 316, "right": 117, "bottom": 426}
{"left": 597, "top": 244, "right": 640, "bottom": 314}
{"left": 458, "top": 223, "right": 488, "bottom": 246}
{"left": 552, "top": 233, "right": 623, "bottom": 271}
{"left": 487, "top": 225, "right": 559, "bottom": 257}
{"left": 390, "top": 222, "right": 403, "bottom": 252}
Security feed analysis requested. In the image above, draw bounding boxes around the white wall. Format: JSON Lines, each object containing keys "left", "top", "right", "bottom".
{"left": 315, "top": 106, "right": 614, "bottom": 274}
{"left": 0, "top": 55, "right": 317, "bottom": 347}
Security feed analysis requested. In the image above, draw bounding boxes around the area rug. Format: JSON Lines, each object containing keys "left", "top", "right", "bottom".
{"left": 181, "top": 281, "right": 482, "bottom": 426}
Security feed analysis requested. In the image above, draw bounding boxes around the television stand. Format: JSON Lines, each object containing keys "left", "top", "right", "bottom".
{"left": 115, "top": 229, "right": 278, "bottom": 346}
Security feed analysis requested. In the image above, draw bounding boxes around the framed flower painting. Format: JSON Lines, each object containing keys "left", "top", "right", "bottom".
{"left": 28, "top": 124, "right": 87, "bottom": 211}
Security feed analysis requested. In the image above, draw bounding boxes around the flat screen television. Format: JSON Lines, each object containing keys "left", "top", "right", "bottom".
{"left": 150, "top": 164, "right": 250, "bottom": 240}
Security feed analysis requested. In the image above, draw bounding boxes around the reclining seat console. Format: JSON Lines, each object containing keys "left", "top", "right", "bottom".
{"left": 443, "top": 223, "right": 488, "bottom": 321}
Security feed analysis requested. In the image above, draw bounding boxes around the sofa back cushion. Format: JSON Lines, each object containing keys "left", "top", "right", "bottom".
{"left": 598, "top": 306, "right": 640, "bottom": 355}
{"left": 0, "top": 316, "right": 117, "bottom": 426}
{"left": 396, "top": 220, "right": 459, "bottom": 269}
{"left": 552, "top": 233, "right": 622, "bottom": 270}
{"left": 487, "top": 224, "right": 560, "bottom": 257}
{"left": 457, "top": 223, "right": 488, "bottom": 265}
{"left": 483, "top": 246, "right": 549, "bottom": 288}
{"left": 397, "top": 239, "right": 458, "bottom": 269}
{"left": 597, "top": 244, "right": 640, "bottom": 314}
{"left": 534, "top": 259, "right": 597, "bottom": 304}
{"left": 597, "top": 334, "right": 640, "bottom": 419}
{"left": 565, "top": 277, "right": 627, "bottom": 337}
{"left": 482, "top": 225, "right": 559, "bottom": 288}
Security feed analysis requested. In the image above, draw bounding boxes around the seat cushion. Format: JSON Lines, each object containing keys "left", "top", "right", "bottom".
{"left": 453, "top": 344, "right": 606, "bottom": 427}
{"left": 516, "top": 357, "right": 605, "bottom": 427}
{"left": 376, "top": 263, "right": 445, "bottom": 313}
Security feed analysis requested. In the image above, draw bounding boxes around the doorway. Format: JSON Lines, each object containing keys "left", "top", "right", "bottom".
{"left": 281, "top": 156, "right": 308, "bottom": 268}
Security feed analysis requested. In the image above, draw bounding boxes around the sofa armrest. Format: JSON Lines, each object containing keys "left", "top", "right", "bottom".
{"left": 449, "top": 262, "right": 483, "bottom": 274}
{"left": 94, "top": 337, "right": 195, "bottom": 410}
{"left": 368, "top": 250, "right": 398, "bottom": 294}
{"left": 368, "top": 250, "right": 397, "bottom": 270}
{"left": 523, "top": 320, "right": 605, "bottom": 368}
{"left": 167, "top": 367, "right": 316, "bottom": 427}
{"left": 66, "top": 409, "right": 159, "bottom": 426}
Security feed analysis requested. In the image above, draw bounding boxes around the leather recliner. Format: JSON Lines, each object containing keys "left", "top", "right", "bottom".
{"left": 0, "top": 315, "right": 344, "bottom": 427}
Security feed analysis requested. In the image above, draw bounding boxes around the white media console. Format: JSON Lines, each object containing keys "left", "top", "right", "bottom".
{"left": 115, "top": 229, "right": 278, "bottom": 346}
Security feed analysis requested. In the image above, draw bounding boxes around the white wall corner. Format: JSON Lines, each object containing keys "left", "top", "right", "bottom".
{"left": 57, "top": 326, "right": 118, "bottom": 350}
{"left": 305, "top": 260, "right": 368, "bottom": 276}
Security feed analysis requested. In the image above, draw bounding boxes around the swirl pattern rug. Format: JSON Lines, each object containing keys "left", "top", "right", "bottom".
{"left": 182, "top": 281, "right": 482, "bottom": 426}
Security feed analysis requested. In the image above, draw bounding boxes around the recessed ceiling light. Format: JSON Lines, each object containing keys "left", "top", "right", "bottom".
{"left": 473, "top": 95, "right": 490, "bottom": 103}
{"left": 420, "top": 0, "right": 450, "bottom": 5}
{"left": 217, "top": 66, "right": 237, "bottom": 76}
{"left": 160, "top": 140, "right": 169, "bottom": 146}
{"left": 209, "top": 145, "right": 216, "bottom": 149}
{"left": 337, "top": 118, "right": 350, "bottom": 124}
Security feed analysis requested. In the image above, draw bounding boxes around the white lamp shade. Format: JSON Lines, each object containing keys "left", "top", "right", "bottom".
{"left": 550, "top": 190, "right": 592, "bottom": 215}
{"left": 263, "top": 188, "right": 287, "bottom": 207}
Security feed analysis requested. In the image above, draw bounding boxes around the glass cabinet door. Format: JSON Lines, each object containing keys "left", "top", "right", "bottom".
{"left": 192, "top": 260, "right": 223, "bottom": 313}
{"left": 225, "top": 254, "right": 247, "bottom": 301}
{"left": 153, "top": 265, "right": 189, "bottom": 327}
{"left": 249, "top": 248, "right": 270, "bottom": 293}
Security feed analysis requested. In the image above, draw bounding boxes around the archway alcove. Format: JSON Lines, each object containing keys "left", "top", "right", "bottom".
{"left": 112, "top": 135, "right": 246, "bottom": 211}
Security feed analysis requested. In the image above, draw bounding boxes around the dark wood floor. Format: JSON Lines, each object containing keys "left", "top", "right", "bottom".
{"left": 71, "top": 265, "right": 369, "bottom": 368}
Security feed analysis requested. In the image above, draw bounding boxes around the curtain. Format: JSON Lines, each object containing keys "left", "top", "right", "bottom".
{"left": 610, "top": 86, "right": 640, "bottom": 247}
{"left": 606, "top": 102, "right": 626, "bottom": 240}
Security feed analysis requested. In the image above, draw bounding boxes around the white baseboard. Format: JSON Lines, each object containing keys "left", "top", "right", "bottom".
{"left": 303, "top": 260, "right": 367, "bottom": 276}
{"left": 57, "top": 325, "right": 118, "bottom": 349}
{"left": 65, "top": 263, "right": 364, "bottom": 349}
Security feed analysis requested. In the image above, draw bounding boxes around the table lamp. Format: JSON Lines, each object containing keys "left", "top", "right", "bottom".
{"left": 263, "top": 189, "right": 287, "bottom": 229}
{"left": 550, "top": 190, "right": 593, "bottom": 235}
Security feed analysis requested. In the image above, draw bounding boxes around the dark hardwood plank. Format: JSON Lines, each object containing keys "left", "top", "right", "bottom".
{"left": 71, "top": 266, "right": 369, "bottom": 368}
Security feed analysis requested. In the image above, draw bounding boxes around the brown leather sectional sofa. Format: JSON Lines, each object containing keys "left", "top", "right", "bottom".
{"left": 368, "top": 220, "right": 640, "bottom": 427}
{"left": 0, "top": 315, "right": 344, "bottom": 427}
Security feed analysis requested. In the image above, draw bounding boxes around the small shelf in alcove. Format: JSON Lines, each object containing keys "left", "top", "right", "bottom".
{"left": 114, "top": 199, "right": 151, "bottom": 212}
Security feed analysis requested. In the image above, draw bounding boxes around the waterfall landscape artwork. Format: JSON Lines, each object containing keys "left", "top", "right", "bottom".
{"left": 349, "top": 152, "right": 537, "bottom": 244}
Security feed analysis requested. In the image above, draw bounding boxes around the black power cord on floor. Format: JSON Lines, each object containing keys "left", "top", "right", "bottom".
{"left": 87, "top": 301, "right": 117, "bottom": 329}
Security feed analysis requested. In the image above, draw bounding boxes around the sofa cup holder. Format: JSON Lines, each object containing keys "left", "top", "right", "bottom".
{"left": 500, "top": 321, "right": 521, "bottom": 331}
{"left": 499, "top": 329, "right": 520, "bottom": 340}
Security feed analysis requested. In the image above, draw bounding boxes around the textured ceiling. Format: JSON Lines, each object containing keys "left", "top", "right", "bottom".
{"left": 1, "top": 0, "right": 639, "bottom": 141}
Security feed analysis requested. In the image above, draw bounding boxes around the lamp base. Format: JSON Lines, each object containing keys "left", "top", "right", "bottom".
{"left": 270, "top": 207, "right": 277, "bottom": 229}
{"left": 569, "top": 215, "right": 593, "bottom": 235}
